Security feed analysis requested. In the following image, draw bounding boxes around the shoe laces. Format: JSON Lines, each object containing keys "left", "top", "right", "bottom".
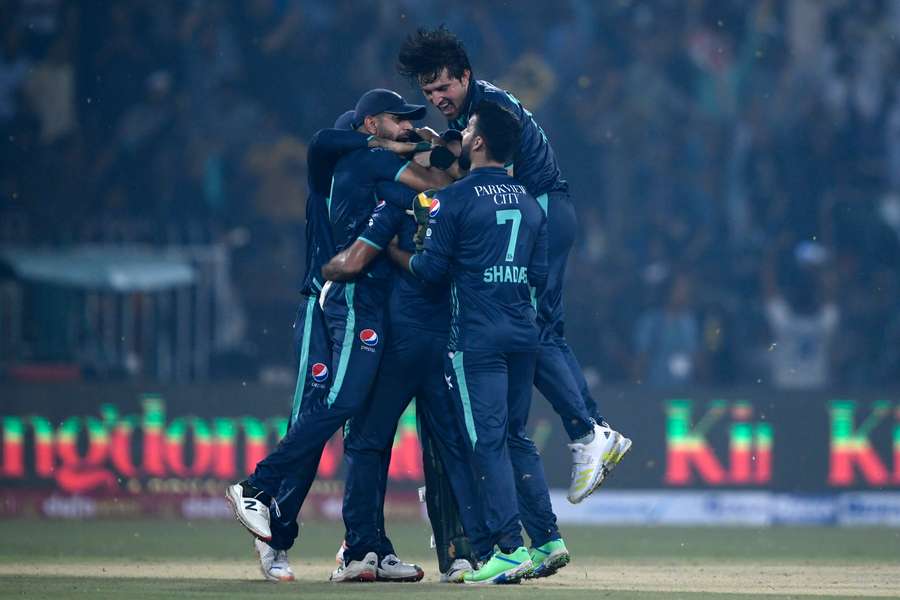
{"left": 568, "top": 443, "right": 594, "bottom": 465}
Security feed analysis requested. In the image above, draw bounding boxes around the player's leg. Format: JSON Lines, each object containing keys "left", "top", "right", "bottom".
{"left": 418, "top": 337, "right": 490, "bottom": 580}
{"left": 228, "top": 283, "right": 385, "bottom": 552}
{"left": 533, "top": 191, "right": 595, "bottom": 440}
{"left": 444, "top": 350, "right": 531, "bottom": 584}
{"left": 506, "top": 350, "right": 570, "bottom": 579}
{"left": 419, "top": 414, "right": 478, "bottom": 581}
{"left": 237, "top": 294, "right": 328, "bottom": 581}
{"left": 560, "top": 339, "right": 631, "bottom": 476}
{"left": 340, "top": 328, "right": 423, "bottom": 582}
{"left": 534, "top": 191, "right": 630, "bottom": 501}
{"left": 266, "top": 295, "right": 331, "bottom": 552}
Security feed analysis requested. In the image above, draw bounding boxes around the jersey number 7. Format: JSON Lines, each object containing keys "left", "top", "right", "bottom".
{"left": 496, "top": 209, "right": 521, "bottom": 262}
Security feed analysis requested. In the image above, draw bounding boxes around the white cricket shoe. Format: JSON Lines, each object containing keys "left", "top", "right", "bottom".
{"left": 254, "top": 538, "right": 295, "bottom": 582}
{"left": 225, "top": 482, "right": 272, "bottom": 541}
{"left": 376, "top": 554, "right": 424, "bottom": 582}
{"left": 335, "top": 540, "right": 347, "bottom": 566}
{"left": 440, "top": 558, "right": 474, "bottom": 583}
{"left": 607, "top": 431, "right": 633, "bottom": 473}
{"left": 566, "top": 423, "right": 621, "bottom": 504}
{"left": 330, "top": 551, "right": 377, "bottom": 583}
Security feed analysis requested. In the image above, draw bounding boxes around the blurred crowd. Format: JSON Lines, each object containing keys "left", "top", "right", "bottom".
{"left": 2, "top": 0, "right": 899, "bottom": 389}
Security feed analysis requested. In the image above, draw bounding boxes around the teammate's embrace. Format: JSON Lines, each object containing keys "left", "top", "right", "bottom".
{"left": 225, "top": 88, "right": 449, "bottom": 583}
{"left": 398, "top": 26, "right": 630, "bottom": 503}
{"left": 390, "top": 102, "right": 569, "bottom": 584}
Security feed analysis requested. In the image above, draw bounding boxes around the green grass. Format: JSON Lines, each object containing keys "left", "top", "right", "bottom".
{"left": 4, "top": 575, "right": 881, "bottom": 600}
{"left": 1, "top": 520, "right": 899, "bottom": 599}
{"left": 2, "top": 519, "right": 898, "bottom": 564}
{"left": 1, "top": 576, "right": 862, "bottom": 600}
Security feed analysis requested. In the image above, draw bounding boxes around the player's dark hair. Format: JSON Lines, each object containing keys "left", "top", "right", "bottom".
{"left": 471, "top": 101, "right": 520, "bottom": 164}
{"left": 397, "top": 25, "right": 471, "bottom": 85}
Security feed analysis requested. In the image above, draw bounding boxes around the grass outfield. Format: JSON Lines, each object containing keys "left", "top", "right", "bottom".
{"left": 1, "top": 519, "right": 899, "bottom": 599}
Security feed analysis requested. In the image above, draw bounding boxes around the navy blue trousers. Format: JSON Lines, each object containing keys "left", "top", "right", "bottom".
{"left": 263, "top": 293, "right": 330, "bottom": 551}
{"left": 534, "top": 191, "right": 603, "bottom": 440}
{"left": 445, "top": 349, "right": 559, "bottom": 557}
{"left": 342, "top": 327, "right": 491, "bottom": 561}
{"left": 249, "top": 282, "right": 385, "bottom": 550}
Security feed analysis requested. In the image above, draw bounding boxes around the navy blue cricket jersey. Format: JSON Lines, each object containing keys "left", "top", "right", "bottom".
{"left": 410, "top": 167, "right": 548, "bottom": 352}
{"left": 448, "top": 80, "right": 567, "bottom": 197}
{"left": 360, "top": 181, "right": 451, "bottom": 335}
{"left": 329, "top": 147, "right": 411, "bottom": 286}
{"left": 300, "top": 128, "right": 370, "bottom": 295}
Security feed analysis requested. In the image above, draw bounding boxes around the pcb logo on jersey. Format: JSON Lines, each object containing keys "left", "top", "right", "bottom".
{"left": 429, "top": 199, "right": 441, "bottom": 218}
{"left": 359, "top": 328, "right": 379, "bottom": 347}
{"left": 311, "top": 362, "right": 329, "bottom": 383}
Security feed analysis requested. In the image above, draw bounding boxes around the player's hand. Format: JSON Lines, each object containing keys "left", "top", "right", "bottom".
{"left": 415, "top": 127, "right": 442, "bottom": 144}
{"left": 429, "top": 145, "right": 456, "bottom": 170}
{"left": 372, "top": 138, "right": 432, "bottom": 156}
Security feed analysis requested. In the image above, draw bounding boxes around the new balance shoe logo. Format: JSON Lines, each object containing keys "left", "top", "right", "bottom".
{"left": 244, "top": 500, "right": 258, "bottom": 512}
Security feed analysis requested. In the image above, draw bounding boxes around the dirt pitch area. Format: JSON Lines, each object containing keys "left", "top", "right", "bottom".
{"left": 2, "top": 560, "right": 899, "bottom": 597}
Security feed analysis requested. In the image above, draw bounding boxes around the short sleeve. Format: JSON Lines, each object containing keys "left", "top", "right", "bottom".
{"left": 358, "top": 199, "right": 407, "bottom": 250}
{"left": 364, "top": 148, "right": 410, "bottom": 182}
{"left": 375, "top": 181, "right": 416, "bottom": 211}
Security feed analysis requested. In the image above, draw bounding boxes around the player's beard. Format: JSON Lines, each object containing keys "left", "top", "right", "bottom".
{"left": 458, "top": 144, "right": 471, "bottom": 171}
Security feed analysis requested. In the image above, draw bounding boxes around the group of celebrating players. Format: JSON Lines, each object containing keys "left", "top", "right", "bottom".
{"left": 224, "top": 26, "right": 631, "bottom": 585}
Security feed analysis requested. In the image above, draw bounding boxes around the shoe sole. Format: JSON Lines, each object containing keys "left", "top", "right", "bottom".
{"left": 260, "top": 570, "right": 295, "bottom": 583}
{"left": 526, "top": 551, "right": 570, "bottom": 579}
{"left": 330, "top": 571, "right": 376, "bottom": 583}
{"left": 567, "top": 431, "right": 622, "bottom": 504}
{"left": 225, "top": 485, "right": 271, "bottom": 542}
{"left": 376, "top": 568, "right": 425, "bottom": 582}
{"left": 608, "top": 437, "right": 633, "bottom": 470}
{"left": 464, "top": 561, "right": 531, "bottom": 585}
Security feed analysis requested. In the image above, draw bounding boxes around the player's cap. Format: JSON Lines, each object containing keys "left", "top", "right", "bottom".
{"left": 352, "top": 89, "right": 426, "bottom": 128}
{"left": 334, "top": 110, "right": 355, "bottom": 130}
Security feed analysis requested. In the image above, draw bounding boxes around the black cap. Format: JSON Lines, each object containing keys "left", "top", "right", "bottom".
{"left": 334, "top": 110, "right": 355, "bottom": 130}
{"left": 352, "top": 89, "right": 426, "bottom": 128}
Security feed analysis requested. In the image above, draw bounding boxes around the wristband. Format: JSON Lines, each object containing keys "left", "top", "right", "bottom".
{"left": 430, "top": 145, "right": 457, "bottom": 170}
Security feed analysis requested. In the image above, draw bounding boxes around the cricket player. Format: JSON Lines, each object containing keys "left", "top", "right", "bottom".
{"left": 322, "top": 168, "right": 493, "bottom": 581}
{"left": 227, "top": 88, "right": 451, "bottom": 582}
{"left": 247, "top": 108, "right": 421, "bottom": 582}
{"left": 398, "top": 27, "right": 631, "bottom": 503}
{"left": 389, "top": 101, "right": 568, "bottom": 584}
